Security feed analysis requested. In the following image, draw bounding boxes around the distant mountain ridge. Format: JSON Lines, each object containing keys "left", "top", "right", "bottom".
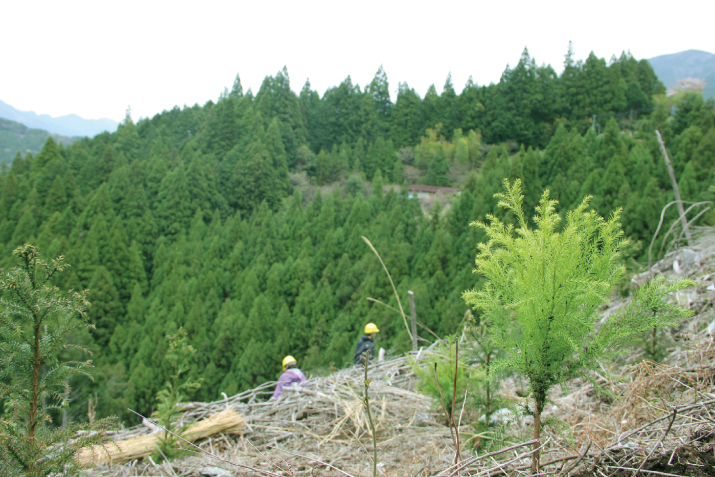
{"left": 0, "top": 118, "right": 78, "bottom": 164}
{"left": 0, "top": 99, "right": 118, "bottom": 137}
{"left": 648, "top": 49, "right": 715, "bottom": 100}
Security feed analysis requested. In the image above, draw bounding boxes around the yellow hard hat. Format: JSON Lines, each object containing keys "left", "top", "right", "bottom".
{"left": 282, "top": 355, "right": 297, "bottom": 371}
{"left": 364, "top": 323, "right": 379, "bottom": 334}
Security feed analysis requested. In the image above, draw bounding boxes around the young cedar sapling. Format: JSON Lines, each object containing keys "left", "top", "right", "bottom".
{"left": 152, "top": 327, "right": 201, "bottom": 461}
{"left": 412, "top": 336, "right": 481, "bottom": 420}
{"left": 462, "top": 180, "right": 694, "bottom": 474}
{"left": 465, "top": 312, "right": 503, "bottom": 431}
{"left": 0, "top": 244, "right": 115, "bottom": 477}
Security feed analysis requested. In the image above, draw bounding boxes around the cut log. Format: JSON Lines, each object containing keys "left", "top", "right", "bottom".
{"left": 78, "top": 409, "right": 246, "bottom": 466}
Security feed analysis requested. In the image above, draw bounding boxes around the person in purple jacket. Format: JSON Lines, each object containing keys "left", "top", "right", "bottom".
{"left": 271, "top": 355, "right": 307, "bottom": 399}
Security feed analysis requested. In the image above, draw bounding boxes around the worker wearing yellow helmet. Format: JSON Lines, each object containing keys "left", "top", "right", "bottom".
{"left": 271, "top": 355, "right": 307, "bottom": 399}
{"left": 353, "top": 323, "right": 379, "bottom": 365}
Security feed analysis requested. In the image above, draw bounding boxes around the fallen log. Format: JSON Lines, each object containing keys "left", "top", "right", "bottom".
{"left": 78, "top": 408, "right": 246, "bottom": 466}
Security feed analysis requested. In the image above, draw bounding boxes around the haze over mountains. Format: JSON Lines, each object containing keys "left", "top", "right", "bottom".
{"left": 0, "top": 100, "right": 118, "bottom": 137}
{"left": 648, "top": 49, "right": 715, "bottom": 99}
{"left": 0, "top": 48, "right": 713, "bottom": 164}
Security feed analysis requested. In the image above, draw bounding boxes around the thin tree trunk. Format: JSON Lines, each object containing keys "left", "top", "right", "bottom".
{"left": 531, "top": 400, "right": 541, "bottom": 475}
{"left": 29, "top": 320, "right": 41, "bottom": 442}
{"left": 62, "top": 383, "right": 69, "bottom": 429}
{"left": 409, "top": 291, "right": 418, "bottom": 352}
{"left": 656, "top": 130, "right": 693, "bottom": 247}
{"left": 485, "top": 352, "right": 492, "bottom": 424}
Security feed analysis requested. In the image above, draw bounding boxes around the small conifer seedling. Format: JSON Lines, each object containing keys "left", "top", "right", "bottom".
{"left": 0, "top": 245, "right": 114, "bottom": 477}
{"left": 463, "top": 180, "right": 693, "bottom": 473}
{"left": 152, "top": 327, "right": 201, "bottom": 461}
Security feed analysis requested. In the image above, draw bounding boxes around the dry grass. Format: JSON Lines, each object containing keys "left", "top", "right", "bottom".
{"left": 78, "top": 409, "right": 246, "bottom": 466}
{"left": 82, "top": 231, "right": 715, "bottom": 476}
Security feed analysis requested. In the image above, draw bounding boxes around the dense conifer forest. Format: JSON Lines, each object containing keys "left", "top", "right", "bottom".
{"left": 0, "top": 46, "right": 713, "bottom": 424}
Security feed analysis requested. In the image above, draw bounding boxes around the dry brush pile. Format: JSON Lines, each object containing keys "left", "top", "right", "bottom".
{"left": 83, "top": 235, "right": 715, "bottom": 477}
{"left": 82, "top": 352, "right": 459, "bottom": 477}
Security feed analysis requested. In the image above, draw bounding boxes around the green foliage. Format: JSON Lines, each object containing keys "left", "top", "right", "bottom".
{"left": 462, "top": 179, "right": 694, "bottom": 468}
{"left": 412, "top": 337, "right": 485, "bottom": 419}
{"left": 0, "top": 119, "right": 78, "bottom": 165}
{"left": 0, "top": 244, "right": 114, "bottom": 476}
{"left": 151, "top": 327, "right": 201, "bottom": 461}
{"left": 463, "top": 314, "right": 506, "bottom": 427}
{"left": 0, "top": 51, "right": 711, "bottom": 428}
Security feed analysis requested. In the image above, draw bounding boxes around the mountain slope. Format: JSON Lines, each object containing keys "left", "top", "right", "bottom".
{"left": 0, "top": 117, "right": 78, "bottom": 164}
{"left": 0, "top": 50, "right": 712, "bottom": 424}
{"left": 648, "top": 49, "right": 715, "bottom": 99}
{"left": 0, "top": 99, "right": 118, "bottom": 137}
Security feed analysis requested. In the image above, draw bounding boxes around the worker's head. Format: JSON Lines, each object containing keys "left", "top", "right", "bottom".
{"left": 282, "top": 355, "right": 297, "bottom": 371}
{"left": 364, "top": 323, "right": 379, "bottom": 339}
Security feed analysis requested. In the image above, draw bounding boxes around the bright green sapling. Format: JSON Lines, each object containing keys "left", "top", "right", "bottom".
{"left": 151, "top": 327, "right": 201, "bottom": 461}
{"left": 463, "top": 180, "right": 693, "bottom": 473}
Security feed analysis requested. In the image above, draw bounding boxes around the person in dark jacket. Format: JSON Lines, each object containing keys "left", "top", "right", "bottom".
{"left": 353, "top": 323, "right": 379, "bottom": 365}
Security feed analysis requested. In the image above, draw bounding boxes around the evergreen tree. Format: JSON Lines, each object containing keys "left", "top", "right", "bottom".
{"left": 88, "top": 266, "right": 122, "bottom": 347}
{"left": 425, "top": 147, "right": 450, "bottom": 186}
{"left": 391, "top": 82, "right": 423, "bottom": 147}
{"left": 254, "top": 67, "right": 308, "bottom": 164}
{"left": 96, "top": 144, "right": 117, "bottom": 184}
{"left": 116, "top": 111, "right": 141, "bottom": 162}
{"left": 0, "top": 47, "right": 706, "bottom": 427}
{"left": 155, "top": 166, "right": 192, "bottom": 236}
{"left": 0, "top": 245, "right": 114, "bottom": 476}
{"left": 230, "top": 73, "right": 244, "bottom": 100}
{"left": 368, "top": 65, "right": 392, "bottom": 133}
{"left": 463, "top": 180, "right": 693, "bottom": 473}
{"left": 299, "top": 79, "right": 321, "bottom": 154}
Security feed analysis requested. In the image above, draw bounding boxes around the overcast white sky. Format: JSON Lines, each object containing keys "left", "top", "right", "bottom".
{"left": 2, "top": 0, "right": 713, "bottom": 122}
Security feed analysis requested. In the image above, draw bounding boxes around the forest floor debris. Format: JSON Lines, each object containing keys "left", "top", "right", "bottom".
{"left": 79, "top": 409, "right": 246, "bottom": 466}
{"left": 83, "top": 232, "right": 715, "bottom": 476}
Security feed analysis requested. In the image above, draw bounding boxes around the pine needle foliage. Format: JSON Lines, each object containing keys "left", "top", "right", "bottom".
{"left": 152, "top": 327, "right": 201, "bottom": 461}
{"left": 0, "top": 244, "right": 114, "bottom": 477}
{"left": 462, "top": 179, "right": 694, "bottom": 472}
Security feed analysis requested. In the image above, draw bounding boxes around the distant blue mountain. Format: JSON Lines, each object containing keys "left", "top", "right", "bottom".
{"left": 0, "top": 100, "right": 118, "bottom": 137}
{"left": 648, "top": 50, "right": 715, "bottom": 100}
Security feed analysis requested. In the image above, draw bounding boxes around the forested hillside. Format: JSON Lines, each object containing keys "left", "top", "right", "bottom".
{"left": 0, "top": 117, "right": 78, "bottom": 164}
{"left": 0, "top": 47, "right": 713, "bottom": 424}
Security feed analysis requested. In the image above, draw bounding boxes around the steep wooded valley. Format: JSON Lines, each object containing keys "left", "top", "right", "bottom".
{"left": 0, "top": 47, "right": 713, "bottom": 427}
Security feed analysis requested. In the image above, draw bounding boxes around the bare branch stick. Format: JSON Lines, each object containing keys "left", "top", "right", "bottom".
{"left": 362, "top": 236, "right": 412, "bottom": 340}
{"left": 632, "top": 408, "right": 678, "bottom": 477}
{"left": 647, "top": 200, "right": 710, "bottom": 264}
{"left": 656, "top": 130, "right": 693, "bottom": 247}
{"left": 609, "top": 466, "right": 687, "bottom": 477}
{"left": 470, "top": 437, "right": 551, "bottom": 477}
{"left": 612, "top": 399, "right": 715, "bottom": 445}
{"left": 458, "top": 388, "right": 468, "bottom": 429}
{"left": 365, "top": 298, "right": 441, "bottom": 340}
{"left": 434, "top": 439, "right": 538, "bottom": 477}
{"left": 269, "top": 446, "right": 356, "bottom": 477}
{"left": 513, "top": 453, "right": 585, "bottom": 472}
{"left": 127, "top": 409, "right": 282, "bottom": 477}
{"left": 363, "top": 352, "right": 378, "bottom": 477}
{"left": 673, "top": 207, "right": 710, "bottom": 247}
{"left": 452, "top": 336, "right": 461, "bottom": 465}
{"left": 658, "top": 201, "right": 713, "bottom": 258}
{"left": 560, "top": 440, "right": 592, "bottom": 475}
{"left": 433, "top": 363, "right": 458, "bottom": 459}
